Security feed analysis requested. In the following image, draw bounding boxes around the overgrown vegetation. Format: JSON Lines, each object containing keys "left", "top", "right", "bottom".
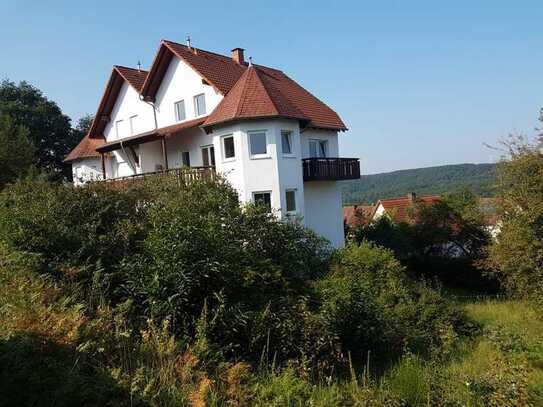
{"left": 351, "top": 190, "right": 498, "bottom": 292}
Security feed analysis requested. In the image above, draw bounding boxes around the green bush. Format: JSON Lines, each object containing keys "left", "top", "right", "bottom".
{"left": 317, "top": 243, "right": 470, "bottom": 362}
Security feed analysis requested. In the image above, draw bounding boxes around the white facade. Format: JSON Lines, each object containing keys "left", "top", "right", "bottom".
{"left": 73, "top": 54, "right": 351, "bottom": 248}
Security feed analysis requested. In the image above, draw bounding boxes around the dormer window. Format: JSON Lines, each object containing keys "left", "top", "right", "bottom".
{"left": 174, "top": 100, "right": 186, "bottom": 121}
{"left": 194, "top": 94, "right": 206, "bottom": 116}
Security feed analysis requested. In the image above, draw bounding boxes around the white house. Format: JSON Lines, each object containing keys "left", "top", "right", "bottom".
{"left": 65, "top": 39, "right": 360, "bottom": 247}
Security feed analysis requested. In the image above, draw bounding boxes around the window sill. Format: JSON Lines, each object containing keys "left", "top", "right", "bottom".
{"left": 282, "top": 154, "right": 297, "bottom": 159}
{"left": 222, "top": 157, "right": 236, "bottom": 163}
{"left": 250, "top": 154, "right": 272, "bottom": 160}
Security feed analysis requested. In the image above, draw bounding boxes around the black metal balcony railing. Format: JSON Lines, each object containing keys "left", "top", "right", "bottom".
{"left": 100, "top": 166, "right": 216, "bottom": 185}
{"left": 302, "top": 158, "right": 360, "bottom": 181}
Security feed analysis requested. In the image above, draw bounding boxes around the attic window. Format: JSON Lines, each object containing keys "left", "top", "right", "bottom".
{"left": 194, "top": 94, "right": 206, "bottom": 116}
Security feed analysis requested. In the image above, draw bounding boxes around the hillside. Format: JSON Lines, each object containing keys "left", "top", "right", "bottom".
{"left": 342, "top": 163, "right": 497, "bottom": 204}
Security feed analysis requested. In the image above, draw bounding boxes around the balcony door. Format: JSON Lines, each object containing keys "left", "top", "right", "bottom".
{"left": 308, "top": 139, "right": 328, "bottom": 158}
{"left": 201, "top": 145, "right": 216, "bottom": 167}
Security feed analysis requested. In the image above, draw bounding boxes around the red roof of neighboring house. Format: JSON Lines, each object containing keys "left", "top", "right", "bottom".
{"left": 64, "top": 134, "right": 105, "bottom": 162}
{"left": 343, "top": 205, "right": 374, "bottom": 228}
{"left": 372, "top": 194, "right": 441, "bottom": 223}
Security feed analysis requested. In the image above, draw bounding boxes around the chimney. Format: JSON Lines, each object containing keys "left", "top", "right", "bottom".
{"left": 407, "top": 192, "right": 417, "bottom": 202}
{"left": 231, "top": 48, "right": 245, "bottom": 65}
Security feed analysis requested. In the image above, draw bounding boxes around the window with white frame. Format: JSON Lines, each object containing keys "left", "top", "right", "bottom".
{"left": 201, "top": 145, "right": 216, "bottom": 166}
{"left": 194, "top": 94, "right": 206, "bottom": 116}
{"left": 174, "top": 100, "right": 186, "bottom": 121}
{"left": 309, "top": 139, "right": 328, "bottom": 158}
{"left": 253, "top": 191, "right": 272, "bottom": 210}
{"left": 285, "top": 189, "right": 296, "bottom": 213}
{"left": 222, "top": 135, "right": 235, "bottom": 160}
{"left": 248, "top": 131, "right": 268, "bottom": 157}
{"left": 115, "top": 119, "right": 124, "bottom": 139}
{"left": 281, "top": 130, "right": 293, "bottom": 155}
{"left": 129, "top": 115, "right": 138, "bottom": 135}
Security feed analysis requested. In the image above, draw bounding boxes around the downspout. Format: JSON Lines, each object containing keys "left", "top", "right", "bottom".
{"left": 140, "top": 95, "right": 167, "bottom": 170}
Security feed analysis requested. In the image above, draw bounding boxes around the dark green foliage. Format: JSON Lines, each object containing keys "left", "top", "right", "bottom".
{"left": 317, "top": 243, "right": 471, "bottom": 362}
{"left": 0, "top": 114, "right": 35, "bottom": 189}
{"left": 0, "top": 333, "right": 135, "bottom": 407}
{"left": 0, "top": 79, "right": 79, "bottom": 177}
{"left": 488, "top": 133, "right": 543, "bottom": 302}
{"left": 353, "top": 191, "right": 496, "bottom": 292}
{"left": 342, "top": 163, "right": 497, "bottom": 205}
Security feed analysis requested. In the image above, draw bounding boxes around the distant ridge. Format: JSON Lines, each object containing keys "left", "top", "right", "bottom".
{"left": 342, "top": 163, "right": 497, "bottom": 205}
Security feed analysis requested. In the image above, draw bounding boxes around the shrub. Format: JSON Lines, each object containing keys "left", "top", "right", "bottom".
{"left": 317, "top": 243, "right": 470, "bottom": 362}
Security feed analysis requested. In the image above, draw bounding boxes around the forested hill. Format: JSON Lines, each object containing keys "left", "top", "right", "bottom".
{"left": 342, "top": 163, "right": 497, "bottom": 204}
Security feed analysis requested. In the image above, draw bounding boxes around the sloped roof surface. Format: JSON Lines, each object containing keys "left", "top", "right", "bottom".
{"left": 375, "top": 195, "right": 441, "bottom": 223}
{"left": 64, "top": 134, "right": 105, "bottom": 162}
{"left": 114, "top": 65, "right": 148, "bottom": 92}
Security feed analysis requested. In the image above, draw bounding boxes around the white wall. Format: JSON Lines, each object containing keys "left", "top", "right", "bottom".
{"left": 72, "top": 158, "right": 102, "bottom": 186}
{"left": 154, "top": 57, "right": 223, "bottom": 129}
{"left": 103, "top": 82, "right": 155, "bottom": 142}
{"left": 300, "top": 129, "right": 339, "bottom": 158}
{"left": 304, "top": 181, "right": 345, "bottom": 248}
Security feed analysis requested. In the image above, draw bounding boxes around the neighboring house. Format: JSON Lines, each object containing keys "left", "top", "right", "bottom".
{"left": 479, "top": 197, "right": 501, "bottom": 238}
{"left": 65, "top": 39, "right": 360, "bottom": 247}
{"left": 371, "top": 193, "right": 441, "bottom": 223}
{"left": 343, "top": 205, "right": 374, "bottom": 230}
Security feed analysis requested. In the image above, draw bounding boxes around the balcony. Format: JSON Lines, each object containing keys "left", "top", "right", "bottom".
{"left": 99, "top": 166, "right": 216, "bottom": 186}
{"left": 302, "top": 158, "right": 360, "bottom": 181}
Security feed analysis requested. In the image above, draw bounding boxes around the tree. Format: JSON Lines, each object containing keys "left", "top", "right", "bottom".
{"left": 72, "top": 114, "right": 94, "bottom": 140}
{"left": 488, "top": 126, "right": 543, "bottom": 302}
{"left": 0, "top": 80, "right": 78, "bottom": 177}
{"left": 0, "top": 114, "right": 35, "bottom": 188}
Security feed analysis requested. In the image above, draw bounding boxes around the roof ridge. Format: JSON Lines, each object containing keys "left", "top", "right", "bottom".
{"left": 251, "top": 67, "right": 280, "bottom": 115}
{"left": 114, "top": 64, "right": 149, "bottom": 73}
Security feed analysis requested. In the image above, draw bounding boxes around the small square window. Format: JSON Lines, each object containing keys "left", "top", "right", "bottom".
{"left": 285, "top": 190, "right": 296, "bottom": 212}
{"left": 181, "top": 151, "right": 190, "bottom": 167}
{"left": 223, "top": 135, "right": 235, "bottom": 160}
{"left": 253, "top": 192, "right": 271, "bottom": 210}
{"left": 194, "top": 94, "right": 206, "bottom": 116}
{"left": 249, "top": 131, "right": 267, "bottom": 156}
{"left": 175, "top": 100, "right": 186, "bottom": 121}
{"left": 281, "top": 131, "right": 293, "bottom": 155}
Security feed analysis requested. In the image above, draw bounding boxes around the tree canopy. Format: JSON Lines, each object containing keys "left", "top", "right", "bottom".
{"left": 0, "top": 80, "right": 79, "bottom": 177}
{"left": 0, "top": 114, "right": 35, "bottom": 188}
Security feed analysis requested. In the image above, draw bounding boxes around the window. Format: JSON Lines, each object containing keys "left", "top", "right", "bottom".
{"left": 253, "top": 192, "right": 271, "bottom": 210}
{"left": 181, "top": 151, "right": 190, "bottom": 167}
{"left": 201, "top": 145, "right": 215, "bottom": 166}
{"left": 249, "top": 131, "right": 267, "bottom": 156}
{"left": 285, "top": 190, "right": 296, "bottom": 213}
{"left": 115, "top": 119, "right": 124, "bottom": 139}
{"left": 222, "top": 135, "right": 235, "bottom": 160}
{"left": 194, "top": 94, "right": 206, "bottom": 116}
{"left": 309, "top": 139, "right": 328, "bottom": 158}
{"left": 129, "top": 115, "right": 138, "bottom": 135}
{"left": 281, "top": 130, "right": 293, "bottom": 155}
{"left": 174, "top": 100, "right": 186, "bottom": 121}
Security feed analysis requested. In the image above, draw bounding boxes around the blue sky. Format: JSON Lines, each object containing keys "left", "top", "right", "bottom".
{"left": 1, "top": 0, "right": 541, "bottom": 173}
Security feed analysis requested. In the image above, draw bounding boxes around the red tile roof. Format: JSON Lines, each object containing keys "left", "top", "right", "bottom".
{"left": 203, "top": 66, "right": 307, "bottom": 127}
{"left": 68, "top": 40, "right": 347, "bottom": 162}
{"left": 64, "top": 134, "right": 105, "bottom": 162}
{"left": 373, "top": 195, "right": 441, "bottom": 223}
{"left": 114, "top": 65, "right": 148, "bottom": 92}
{"left": 143, "top": 40, "right": 347, "bottom": 131}
{"left": 343, "top": 205, "right": 374, "bottom": 228}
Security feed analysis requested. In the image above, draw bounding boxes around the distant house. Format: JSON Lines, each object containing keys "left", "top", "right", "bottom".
{"left": 371, "top": 193, "right": 441, "bottom": 224}
{"left": 343, "top": 205, "right": 374, "bottom": 230}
